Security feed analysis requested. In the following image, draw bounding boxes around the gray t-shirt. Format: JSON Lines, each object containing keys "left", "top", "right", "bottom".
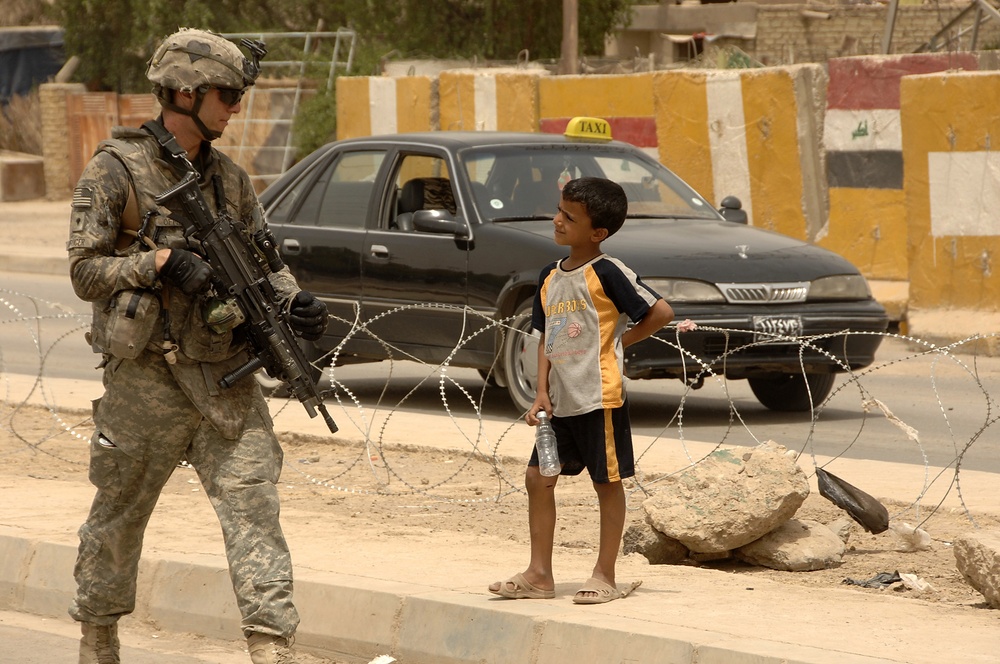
{"left": 532, "top": 254, "right": 661, "bottom": 417}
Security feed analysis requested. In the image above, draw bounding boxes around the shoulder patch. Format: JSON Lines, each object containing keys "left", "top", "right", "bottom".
{"left": 72, "top": 186, "right": 94, "bottom": 209}
{"left": 67, "top": 235, "right": 92, "bottom": 250}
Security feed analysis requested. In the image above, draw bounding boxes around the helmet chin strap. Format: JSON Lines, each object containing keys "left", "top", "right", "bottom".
{"left": 189, "top": 88, "right": 221, "bottom": 141}
{"left": 162, "top": 88, "right": 220, "bottom": 141}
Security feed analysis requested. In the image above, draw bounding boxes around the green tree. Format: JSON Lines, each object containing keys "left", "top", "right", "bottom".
{"left": 55, "top": 0, "right": 356, "bottom": 92}
{"left": 351, "top": 0, "right": 631, "bottom": 61}
{"left": 54, "top": 0, "right": 633, "bottom": 154}
{"left": 57, "top": 0, "right": 632, "bottom": 91}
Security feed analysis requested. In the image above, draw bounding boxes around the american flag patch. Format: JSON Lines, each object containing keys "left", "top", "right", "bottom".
{"left": 72, "top": 186, "right": 94, "bottom": 209}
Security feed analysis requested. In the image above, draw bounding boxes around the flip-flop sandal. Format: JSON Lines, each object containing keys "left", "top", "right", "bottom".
{"left": 572, "top": 578, "right": 642, "bottom": 605}
{"left": 488, "top": 572, "right": 556, "bottom": 599}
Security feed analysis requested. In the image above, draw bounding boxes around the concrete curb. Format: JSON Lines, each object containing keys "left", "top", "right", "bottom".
{"left": 2, "top": 533, "right": 905, "bottom": 664}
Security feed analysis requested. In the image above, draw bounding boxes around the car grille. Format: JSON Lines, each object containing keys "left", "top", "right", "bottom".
{"left": 717, "top": 282, "right": 809, "bottom": 304}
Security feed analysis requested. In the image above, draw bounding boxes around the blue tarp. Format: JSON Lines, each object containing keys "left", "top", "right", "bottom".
{"left": 0, "top": 27, "right": 65, "bottom": 105}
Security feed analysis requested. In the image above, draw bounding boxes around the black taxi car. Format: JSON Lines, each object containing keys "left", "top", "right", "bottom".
{"left": 258, "top": 118, "right": 888, "bottom": 412}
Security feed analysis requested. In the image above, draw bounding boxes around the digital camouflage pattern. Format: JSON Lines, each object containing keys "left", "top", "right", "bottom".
{"left": 67, "top": 119, "right": 301, "bottom": 639}
{"left": 146, "top": 28, "right": 258, "bottom": 94}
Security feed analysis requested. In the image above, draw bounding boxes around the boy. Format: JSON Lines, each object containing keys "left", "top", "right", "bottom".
{"left": 488, "top": 176, "right": 677, "bottom": 604}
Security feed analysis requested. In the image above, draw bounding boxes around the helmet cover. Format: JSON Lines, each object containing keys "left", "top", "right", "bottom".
{"left": 147, "top": 28, "right": 258, "bottom": 93}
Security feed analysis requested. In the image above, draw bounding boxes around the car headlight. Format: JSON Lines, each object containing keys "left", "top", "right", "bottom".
{"left": 644, "top": 279, "right": 726, "bottom": 303}
{"left": 808, "top": 274, "right": 872, "bottom": 300}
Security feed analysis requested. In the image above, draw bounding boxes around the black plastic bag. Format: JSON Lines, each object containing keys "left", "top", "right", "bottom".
{"left": 816, "top": 468, "right": 889, "bottom": 534}
{"left": 843, "top": 571, "right": 901, "bottom": 588}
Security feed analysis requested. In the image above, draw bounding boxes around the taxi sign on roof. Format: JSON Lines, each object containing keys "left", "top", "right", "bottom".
{"left": 564, "top": 116, "right": 612, "bottom": 142}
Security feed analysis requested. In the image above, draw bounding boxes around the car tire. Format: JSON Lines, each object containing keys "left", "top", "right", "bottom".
{"left": 477, "top": 368, "right": 501, "bottom": 388}
{"left": 747, "top": 372, "right": 836, "bottom": 412}
{"left": 501, "top": 300, "right": 539, "bottom": 414}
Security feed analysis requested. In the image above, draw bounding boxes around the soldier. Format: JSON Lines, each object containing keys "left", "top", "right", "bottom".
{"left": 66, "top": 28, "right": 326, "bottom": 664}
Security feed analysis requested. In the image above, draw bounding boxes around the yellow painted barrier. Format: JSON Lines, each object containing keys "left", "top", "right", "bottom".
{"left": 438, "top": 70, "right": 542, "bottom": 132}
{"left": 336, "top": 76, "right": 434, "bottom": 140}
{"left": 539, "top": 73, "right": 654, "bottom": 119}
{"left": 654, "top": 67, "right": 824, "bottom": 242}
{"left": 653, "top": 71, "right": 713, "bottom": 203}
{"left": 336, "top": 77, "right": 371, "bottom": 140}
{"left": 902, "top": 71, "right": 1000, "bottom": 344}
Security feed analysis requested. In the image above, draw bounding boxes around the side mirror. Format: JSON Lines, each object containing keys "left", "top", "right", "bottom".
{"left": 412, "top": 209, "right": 469, "bottom": 238}
{"left": 719, "top": 196, "right": 748, "bottom": 225}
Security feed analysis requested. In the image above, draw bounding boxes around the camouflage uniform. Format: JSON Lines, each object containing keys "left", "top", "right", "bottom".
{"left": 68, "top": 29, "right": 302, "bottom": 648}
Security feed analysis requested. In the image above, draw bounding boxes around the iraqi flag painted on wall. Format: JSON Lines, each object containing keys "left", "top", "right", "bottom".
{"left": 824, "top": 53, "right": 980, "bottom": 190}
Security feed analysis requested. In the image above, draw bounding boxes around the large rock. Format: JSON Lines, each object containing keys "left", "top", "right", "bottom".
{"left": 735, "top": 518, "right": 846, "bottom": 571}
{"left": 623, "top": 522, "right": 688, "bottom": 565}
{"left": 642, "top": 441, "right": 809, "bottom": 553}
{"left": 953, "top": 530, "right": 1000, "bottom": 609}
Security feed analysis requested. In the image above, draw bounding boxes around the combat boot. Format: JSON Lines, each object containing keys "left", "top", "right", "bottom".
{"left": 247, "top": 632, "right": 298, "bottom": 664}
{"left": 79, "top": 621, "right": 120, "bottom": 664}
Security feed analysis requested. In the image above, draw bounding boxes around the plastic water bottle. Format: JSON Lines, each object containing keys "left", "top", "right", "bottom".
{"left": 534, "top": 411, "right": 561, "bottom": 476}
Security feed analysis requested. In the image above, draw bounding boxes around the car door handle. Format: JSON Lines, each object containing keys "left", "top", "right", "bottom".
{"left": 370, "top": 244, "right": 389, "bottom": 258}
{"left": 282, "top": 238, "right": 301, "bottom": 255}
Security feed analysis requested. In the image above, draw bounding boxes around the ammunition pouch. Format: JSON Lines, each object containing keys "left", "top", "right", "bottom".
{"left": 203, "top": 296, "right": 246, "bottom": 334}
{"left": 90, "top": 289, "right": 162, "bottom": 359}
{"left": 176, "top": 295, "right": 237, "bottom": 362}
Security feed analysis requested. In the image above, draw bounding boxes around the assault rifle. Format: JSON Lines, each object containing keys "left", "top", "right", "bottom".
{"left": 155, "top": 171, "right": 338, "bottom": 434}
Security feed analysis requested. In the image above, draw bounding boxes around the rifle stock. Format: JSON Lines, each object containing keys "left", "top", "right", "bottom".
{"left": 155, "top": 171, "right": 338, "bottom": 434}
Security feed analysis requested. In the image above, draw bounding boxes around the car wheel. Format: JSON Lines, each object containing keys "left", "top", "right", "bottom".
{"left": 501, "top": 300, "right": 538, "bottom": 413}
{"left": 747, "top": 372, "right": 836, "bottom": 412}
{"left": 477, "top": 368, "right": 501, "bottom": 388}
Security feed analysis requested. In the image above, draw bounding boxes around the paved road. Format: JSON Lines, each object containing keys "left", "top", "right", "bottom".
{"left": 0, "top": 610, "right": 273, "bottom": 663}
{"left": 3, "top": 270, "right": 999, "bottom": 474}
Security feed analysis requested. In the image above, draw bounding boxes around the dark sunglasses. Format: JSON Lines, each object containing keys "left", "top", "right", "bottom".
{"left": 215, "top": 87, "right": 247, "bottom": 106}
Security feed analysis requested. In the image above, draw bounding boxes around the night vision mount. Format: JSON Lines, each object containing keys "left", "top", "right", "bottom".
{"left": 240, "top": 38, "right": 268, "bottom": 82}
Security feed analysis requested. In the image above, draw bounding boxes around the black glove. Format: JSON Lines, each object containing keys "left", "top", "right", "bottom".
{"left": 161, "top": 249, "right": 213, "bottom": 295}
{"left": 287, "top": 290, "right": 328, "bottom": 341}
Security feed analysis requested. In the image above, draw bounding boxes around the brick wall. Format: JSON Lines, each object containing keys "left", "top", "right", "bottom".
{"left": 39, "top": 83, "right": 85, "bottom": 200}
{"left": 753, "top": 5, "right": 1000, "bottom": 65}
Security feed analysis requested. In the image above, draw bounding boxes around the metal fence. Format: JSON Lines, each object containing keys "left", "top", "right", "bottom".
{"left": 217, "top": 29, "right": 356, "bottom": 188}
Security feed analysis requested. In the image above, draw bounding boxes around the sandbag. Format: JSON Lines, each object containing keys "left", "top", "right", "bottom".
{"left": 816, "top": 468, "right": 889, "bottom": 534}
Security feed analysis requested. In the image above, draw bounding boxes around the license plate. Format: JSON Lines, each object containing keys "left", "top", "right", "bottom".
{"left": 753, "top": 315, "right": 802, "bottom": 342}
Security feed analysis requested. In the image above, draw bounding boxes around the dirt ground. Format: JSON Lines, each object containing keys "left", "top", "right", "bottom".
{"left": 3, "top": 401, "right": 997, "bottom": 617}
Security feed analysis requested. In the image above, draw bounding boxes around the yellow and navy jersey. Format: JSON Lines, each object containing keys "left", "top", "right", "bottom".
{"left": 532, "top": 254, "right": 661, "bottom": 417}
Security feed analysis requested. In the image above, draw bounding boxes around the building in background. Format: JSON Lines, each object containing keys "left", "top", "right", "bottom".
{"left": 0, "top": 26, "right": 64, "bottom": 106}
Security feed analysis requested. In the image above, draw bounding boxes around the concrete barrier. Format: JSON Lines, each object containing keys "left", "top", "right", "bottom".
{"left": 538, "top": 72, "right": 655, "bottom": 156}
{"left": 439, "top": 70, "right": 543, "bottom": 133}
{"left": 655, "top": 65, "right": 826, "bottom": 243}
{"left": 337, "top": 75, "right": 436, "bottom": 140}
{"left": 820, "top": 53, "right": 986, "bottom": 323}
{"left": 902, "top": 69, "right": 1000, "bottom": 350}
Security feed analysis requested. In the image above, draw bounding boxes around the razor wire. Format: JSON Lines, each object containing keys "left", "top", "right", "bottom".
{"left": 2, "top": 287, "right": 999, "bottom": 529}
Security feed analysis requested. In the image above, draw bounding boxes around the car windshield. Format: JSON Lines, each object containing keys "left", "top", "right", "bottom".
{"left": 461, "top": 144, "right": 721, "bottom": 223}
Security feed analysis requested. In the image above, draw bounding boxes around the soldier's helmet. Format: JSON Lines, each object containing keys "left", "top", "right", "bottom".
{"left": 146, "top": 28, "right": 258, "bottom": 99}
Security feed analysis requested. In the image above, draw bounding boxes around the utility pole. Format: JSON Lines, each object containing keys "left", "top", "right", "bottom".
{"left": 560, "top": 0, "right": 579, "bottom": 75}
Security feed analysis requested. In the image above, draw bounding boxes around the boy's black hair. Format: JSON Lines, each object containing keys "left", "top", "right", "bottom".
{"left": 561, "top": 177, "right": 628, "bottom": 237}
